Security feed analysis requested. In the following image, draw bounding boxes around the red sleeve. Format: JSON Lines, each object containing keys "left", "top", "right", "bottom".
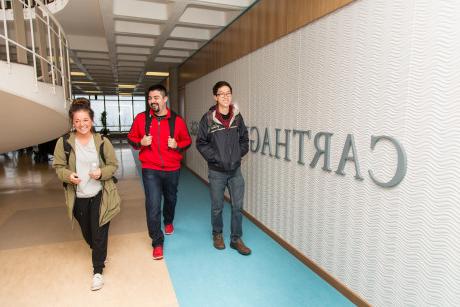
{"left": 175, "top": 117, "right": 192, "bottom": 151}
{"left": 127, "top": 113, "right": 144, "bottom": 150}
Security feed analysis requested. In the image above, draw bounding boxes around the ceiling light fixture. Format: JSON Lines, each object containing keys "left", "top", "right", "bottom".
{"left": 72, "top": 81, "right": 95, "bottom": 84}
{"left": 118, "top": 84, "right": 137, "bottom": 89}
{"left": 84, "top": 91, "right": 103, "bottom": 94}
{"left": 71, "top": 72, "right": 86, "bottom": 76}
{"left": 145, "top": 71, "right": 169, "bottom": 77}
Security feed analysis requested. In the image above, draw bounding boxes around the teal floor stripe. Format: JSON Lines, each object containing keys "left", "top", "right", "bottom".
{"left": 132, "top": 154, "right": 353, "bottom": 306}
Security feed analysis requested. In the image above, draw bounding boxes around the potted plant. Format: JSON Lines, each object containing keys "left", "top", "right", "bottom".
{"left": 100, "top": 111, "right": 110, "bottom": 136}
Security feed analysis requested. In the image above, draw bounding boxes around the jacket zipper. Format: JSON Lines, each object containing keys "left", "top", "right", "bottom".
{"left": 157, "top": 119, "right": 164, "bottom": 168}
{"left": 227, "top": 129, "right": 232, "bottom": 158}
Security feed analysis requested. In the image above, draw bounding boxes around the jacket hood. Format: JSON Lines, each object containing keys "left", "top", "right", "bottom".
{"left": 209, "top": 104, "right": 240, "bottom": 116}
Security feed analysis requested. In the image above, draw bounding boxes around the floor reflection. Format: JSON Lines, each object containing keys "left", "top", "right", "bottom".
{"left": 0, "top": 140, "right": 138, "bottom": 193}
{"left": 112, "top": 139, "right": 138, "bottom": 179}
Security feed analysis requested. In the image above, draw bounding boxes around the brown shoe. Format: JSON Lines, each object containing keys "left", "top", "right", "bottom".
{"left": 213, "top": 233, "right": 225, "bottom": 250}
{"left": 230, "top": 239, "right": 251, "bottom": 255}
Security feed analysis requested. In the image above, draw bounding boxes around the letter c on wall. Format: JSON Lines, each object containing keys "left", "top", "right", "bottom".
{"left": 369, "top": 135, "right": 407, "bottom": 188}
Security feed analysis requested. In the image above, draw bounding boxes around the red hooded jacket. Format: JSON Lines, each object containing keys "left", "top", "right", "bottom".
{"left": 128, "top": 108, "right": 191, "bottom": 171}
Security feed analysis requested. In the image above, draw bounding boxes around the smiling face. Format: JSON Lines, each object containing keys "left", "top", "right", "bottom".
{"left": 148, "top": 89, "right": 168, "bottom": 116}
{"left": 72, "top": 110, "right": 93, "bottom": 136}
{"left": 214, "top": 85, "right": 232, "bottom": 112}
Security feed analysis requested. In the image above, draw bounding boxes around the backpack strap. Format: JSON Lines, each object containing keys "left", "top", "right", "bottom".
{"left": 145, "top": 110, "right": 152, "bottom": 136}
{"left": 99, "top": 135, "right": 118, "bottom": 183}
{"left": 99, "top": 134, "right": 106, "bottom": 165}
{"left": 62, "top": 133, "right": 71, "bottom": 188}
{"left": 207, "top": 111, "right": 213, "bottom": 127}
{"left": 169, "top": 110, "right": 176, "bottom": 138}
{"left": 206, "top": 110, "right": 218, "bottom": 134}
{"left": 63, "top": 133, "right": 71, "bottom": 166}
{"left": 234, "top": 113, "right": 241, "bottom": 130}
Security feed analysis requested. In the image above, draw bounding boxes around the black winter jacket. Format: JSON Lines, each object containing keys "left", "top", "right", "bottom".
{"left": 196, "top": 105, "right": 249, "bottom": 172}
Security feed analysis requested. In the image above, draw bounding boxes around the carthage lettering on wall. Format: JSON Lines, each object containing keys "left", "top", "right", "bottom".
{"left": 247, "top": 127, "right": 407, "bottom": 188}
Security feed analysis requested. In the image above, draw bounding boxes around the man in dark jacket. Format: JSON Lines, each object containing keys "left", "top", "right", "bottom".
{"left": 128, "top": 84, "right": 191, "bottom": 260}
{"left": 196, "top": 81, "right": 251, "bottom": 255}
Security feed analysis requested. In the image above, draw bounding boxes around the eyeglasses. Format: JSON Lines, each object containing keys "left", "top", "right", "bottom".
{"left": 216, "top": 92, "right": 232, "bottom": 98}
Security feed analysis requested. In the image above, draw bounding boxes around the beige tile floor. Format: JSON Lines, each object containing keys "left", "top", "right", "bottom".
{"left": 0, "top": 143, "right": 178, "bottom": 307}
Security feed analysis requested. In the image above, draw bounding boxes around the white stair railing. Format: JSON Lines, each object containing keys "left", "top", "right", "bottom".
{"left": 0, "top": 0, "right": 71, "bottom": 102}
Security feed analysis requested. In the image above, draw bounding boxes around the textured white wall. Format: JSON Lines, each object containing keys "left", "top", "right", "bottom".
{"left": 184, "top": 0, "right": 460, "bottom": 305}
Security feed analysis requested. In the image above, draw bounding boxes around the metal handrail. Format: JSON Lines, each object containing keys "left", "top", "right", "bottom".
{"left": 0, "top": 0, "right": 56, "bottom": 10}
{"left": 0, "top": 0, "right": 71, "bottom": 102}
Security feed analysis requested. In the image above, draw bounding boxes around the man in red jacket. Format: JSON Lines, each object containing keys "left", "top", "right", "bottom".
{"left": 128, "top": 84, "right": 191, "bottom": 260}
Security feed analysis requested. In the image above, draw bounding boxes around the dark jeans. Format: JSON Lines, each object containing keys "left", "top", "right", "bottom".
{"left": 142, "top": 168, "right": 180, "bottom": 247}
{"left": 208, "top": 167, "right": 245, "bottom": 242}
{"left": 73, "top": 191, "right": 110, "bottom": 274}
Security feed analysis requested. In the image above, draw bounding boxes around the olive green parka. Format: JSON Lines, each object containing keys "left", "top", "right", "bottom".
{"left": 53, "top": 132, "right": 121, "bottom": 226}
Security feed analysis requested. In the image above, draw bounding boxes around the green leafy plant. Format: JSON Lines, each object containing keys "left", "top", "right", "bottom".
{"left": 100, "top": 111, "right": 109, "bottom": 135}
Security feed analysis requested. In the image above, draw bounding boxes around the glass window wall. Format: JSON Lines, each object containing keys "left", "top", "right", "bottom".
{"left": 71, "top": 94, "right": 146, "bottom": 132}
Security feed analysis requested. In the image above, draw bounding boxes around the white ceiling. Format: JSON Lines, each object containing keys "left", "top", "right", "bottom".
{"left": 53, "top": 0, "right": 257, "bottom": 95}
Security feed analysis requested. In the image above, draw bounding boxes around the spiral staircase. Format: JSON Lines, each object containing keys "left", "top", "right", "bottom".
{"left": 0, "top": 0, "right": 70, "bottom": 153}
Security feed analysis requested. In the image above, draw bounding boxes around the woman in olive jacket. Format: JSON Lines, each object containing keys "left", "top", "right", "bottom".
{"left": 53, "top": 98, "right": 120, "bottom": 291}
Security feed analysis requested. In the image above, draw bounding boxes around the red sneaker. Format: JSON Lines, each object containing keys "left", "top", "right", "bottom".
{"left": 165, "top": 224, "right": 174, "bottom": 235}
{"left": 152, "top": 246, "right": 163, "bottom": 260}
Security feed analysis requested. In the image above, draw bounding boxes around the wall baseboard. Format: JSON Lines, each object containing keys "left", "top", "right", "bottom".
{"left": 185, "top": 165, "right": 370, "bottom": 307}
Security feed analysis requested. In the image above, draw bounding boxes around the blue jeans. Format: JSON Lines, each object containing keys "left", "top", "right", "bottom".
{"left": 142, "top": 168, "right": 180, "bottom": 247}
{"left": 208, "top": 167, "right": 245, "bottom": 242}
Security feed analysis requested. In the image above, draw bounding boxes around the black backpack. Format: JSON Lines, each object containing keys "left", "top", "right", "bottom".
{"left": 145, "top": 109, "right": 177, "bottom": 137}
{"left": 62, "top": 133, "right": 117, "bottom": 187}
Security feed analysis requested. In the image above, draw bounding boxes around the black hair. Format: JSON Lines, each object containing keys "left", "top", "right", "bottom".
{"left": 145, "top": 84, "right": 168, "bottom": 110}
{"left": 212, "top": 81, "right": 232, "bottom": 96}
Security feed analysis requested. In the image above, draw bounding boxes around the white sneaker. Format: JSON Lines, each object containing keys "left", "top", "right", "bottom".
{"left": 91, "top": 273, "right": 104, "bottom": 291}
